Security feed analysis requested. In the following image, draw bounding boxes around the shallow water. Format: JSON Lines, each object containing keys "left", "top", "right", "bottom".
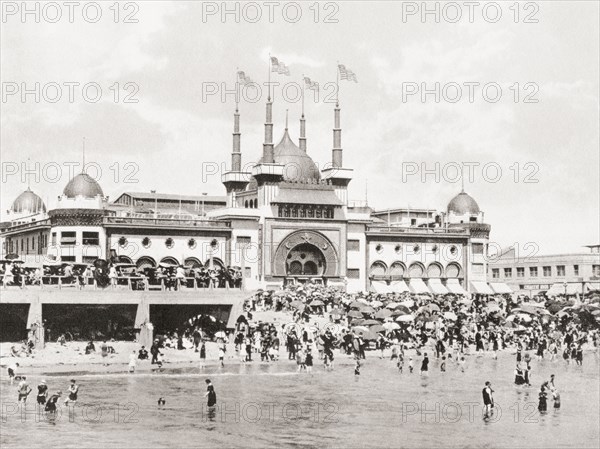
{"left": 1, "top": 351, "right": 599, "bottom": 448}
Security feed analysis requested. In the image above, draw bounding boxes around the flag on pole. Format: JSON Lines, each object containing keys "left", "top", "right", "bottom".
{"left": 303, "top": 76, "right": 319, "bottom": 92}
{"left": 271, "top": 56, "right": 291, "bottom": 76}
{"left": 338, "top": 64, "right": 358, "bottom": 82}
{"left": 237, "top": 70, "right": 253, "bottom": 85}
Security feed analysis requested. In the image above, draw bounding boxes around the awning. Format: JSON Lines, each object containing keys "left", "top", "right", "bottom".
{"left": 428, "top": 278, "right": 449, "bottom": 295}
{"left": 489, "top": 282, "right": 513, "bottom": 294}
{"left": 470, "top": 281, "right": 494, "bottom": 295}
{"left": 546, "top": 283, "right": 564, "bottom": 296}
{"left": 445, "top": 279, "right": 468, "bottom": 295}
{"left": 586, "top": 282, "right": 600, "bottom": 292}
{"left": 389, "top": 280, "right": 409, "bottom": 293}
{"left": 370, "top": 280, "right": 392, "bottom": 294}
{"left": 409, "top": 278, "right": 430, "bottom": 294}
{"left": 272, "top": 188, "right": 343, "bottom": 206}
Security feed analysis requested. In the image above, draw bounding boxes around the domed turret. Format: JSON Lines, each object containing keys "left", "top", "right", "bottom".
{"left": 11, "top": 188, "right": 46, "bottom": 214}
{"left": 447, "top": 191, "right": 480, "bottom": 215}
{"left": 63, "top": 173, "right": 104, "bottom": 199}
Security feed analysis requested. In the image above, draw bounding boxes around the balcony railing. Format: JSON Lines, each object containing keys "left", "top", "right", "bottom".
{"left": 1, "top": 275, "right": 242, "bottom": 291}
{"left": 103, "top": 216, "right": 230, "bottom": 228}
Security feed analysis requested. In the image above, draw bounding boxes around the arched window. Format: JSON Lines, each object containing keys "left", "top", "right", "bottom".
{"left": 389, "top": 262, "right": 406, "bottom": 277}
{"left": 408, "top": 262, "right": 425, "bottom": 278}
{"left": 427, "top": 263, "right": 443, "bottom": 278}
{"left": 369, "top": 261, "right": 387, "bottom": 276}
{"left": 445, "top": 263, "right": 462, "bottom": 278}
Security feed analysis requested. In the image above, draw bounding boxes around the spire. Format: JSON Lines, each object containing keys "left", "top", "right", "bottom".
{"left": 262, "top": 97, "right": 274, "bottom": 163}
{"left": 332, "top": 103, "right": 342, "bottom": 167}
{"left": 232, "top": 105, "right": 241, "bottom": 171}
{"left": 299, "top": 112, "right": 306, "bottom": 152}
{"left": 82, "top": 137, "right": 86, "bottom": 173}
{"left": 285, "top": 109, "right": 289, "bottom": 129}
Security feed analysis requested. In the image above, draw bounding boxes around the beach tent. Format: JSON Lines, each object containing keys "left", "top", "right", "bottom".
{"left": 427, "top": 279, "right": 449, "bottom": 295}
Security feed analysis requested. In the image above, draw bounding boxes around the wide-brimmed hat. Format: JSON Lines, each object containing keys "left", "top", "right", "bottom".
{"left": 40, "top": 380, "right": 46, "bottom": 384}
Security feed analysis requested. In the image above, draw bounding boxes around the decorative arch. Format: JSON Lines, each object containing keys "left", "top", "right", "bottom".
{"left": 253, "top": 199, "right": 258, "bottom": 208}
{"left": 369, "top": 261, "right": 388, "bottom": 277}
{"left": 427, "top": 262, "right": 443, "bottom": 278}
{"left": 184, "top": 257, "right": 203, "bottom": 269}
{"left": 204, "top": 257, "right": 225, "bottom": 269}
{"left": 389, "top": 261, "right": 406, "bottom": 277}
{"left": 244, "top": 200, "right": 249, "bottom": 208}
{"left": 117, "top": 255, "right": 133, "bottom": 264}
{"left": 273, "top": 230, "right": 339, "bottom": 277}
{"left": 408, "top": 262, "right": 425, "bottom": 278}
{"left": 160, "top": 256, "right": 179, "bottom": 266}
{"left": 136, "top": 256, "right": 156, "bottom": 270}
{"left": 445, "top": 262, "right": 462, "bottom": 278}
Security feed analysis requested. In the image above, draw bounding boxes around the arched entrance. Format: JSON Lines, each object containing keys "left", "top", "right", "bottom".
{"left": 273, "top": 230, "right": 339, "bottom": 278}
{"left": 285, "top": 243, "right": 326, "bottom": 276}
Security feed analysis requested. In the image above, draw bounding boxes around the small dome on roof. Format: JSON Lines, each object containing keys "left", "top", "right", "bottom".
{"left": 11, "top": 188, "right": 46, "bottom": 214}
{"left": 447, "top": 191, "right": 480, "bottom": 215}
{"left": 63, "top": 173, "right": 104, "bottom": 199}
{"left": 255, "top": 129, "right": 321, "bottom": 183}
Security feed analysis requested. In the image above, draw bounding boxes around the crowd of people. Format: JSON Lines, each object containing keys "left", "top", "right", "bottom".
{"left": 0, "top": 259, "right": 243, "bottom": 290}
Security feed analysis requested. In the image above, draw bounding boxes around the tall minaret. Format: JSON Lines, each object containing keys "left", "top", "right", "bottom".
{"left": 263, "top": 96, "right": 274, "bottom": 163}
{"left": 222, "top": 104, "right": 250, "bottom": 208}
{"left": 232, "top": 106, "right": 241, "bottom": 171}
{"left": 332, "top": 101, "right": 342, "bottom": 167}
{"left": 299, "top": 113, "right": 307, "bottom": 152}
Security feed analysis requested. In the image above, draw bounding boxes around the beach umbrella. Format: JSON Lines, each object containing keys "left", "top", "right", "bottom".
{"left": 486, "top": 304, "right": 501, "bottom": 313}
{"left": 374, "top": 309, "right": 392, "bottom": 319}
{"left": 370, "top": 324, "right": 384, "bottom": 333}
{"left": 347, "top": 310, "right": 363, "bottom": 319}
{"left": 290, "top": 300, "right": 304, "bottom": 309}
{"left": 506, "top": 315, "right": 517, "bottom": 322}
{"left": 386, "top": 302, "right": 400, "bottom": 309}
{"left": 214, "top": 331, "right": 227, "bottom": 339}
{"left": 361, "top": 319, "right": 381, "bottom": 326}
{"left": 382, "top": 322, "right": 400, "bottom": 331}
{"left": 349, "top": 301, "right": 364, "bottom": 308}
{"left": 517, "top": 313, "right": 532, "bottom": 322}
{"left": 443, "top": 312, "right": 458, "bottom": 321}
{"left": 519, "top": 305, "right": 541, "bottom": 314}
{"left": 396, "top": 314, "right": 415, "bottom": 322}
{"left": 399, "top": 300, "right": 415, "bottom": 308}
{"left": 391, "top": 309, "right": 408, "bottom": 317}
{"left": 370, "top": 300, "right": 384, "bottom": 308}
{"left": 273, "top": 290, "right": 288, "bottom": 297}
{"left": 426, "top": 303, "right": 441, "bottom": 312}
{"left": 459, "top": 298, "right": 472, "bottom": 306}
{"left": 330, "top": 308, "right": 346, "bottom": 316}
{"left": 359, "top": 304, "right": 376, "bottom": 313}
{"left": 310, "top": 299, "right": 324, "bottom": 307}
{"left": 352, "top": 326, "right": 369, "bottom": 334}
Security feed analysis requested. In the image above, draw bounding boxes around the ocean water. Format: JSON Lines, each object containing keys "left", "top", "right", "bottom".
{"left": 1, "top": 351, "right": 598, "bottom": 448}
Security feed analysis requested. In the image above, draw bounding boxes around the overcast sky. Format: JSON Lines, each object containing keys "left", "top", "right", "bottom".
{"left": 1, "top": 1, "right": 598, "bottom": 254}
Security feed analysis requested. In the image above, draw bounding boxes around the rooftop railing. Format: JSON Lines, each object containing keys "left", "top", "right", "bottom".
{"left": 367, "top": 225, "right": 468, "bottom": 234}
{"left": 103, "top": 216, "right": 231, "bottom": 228}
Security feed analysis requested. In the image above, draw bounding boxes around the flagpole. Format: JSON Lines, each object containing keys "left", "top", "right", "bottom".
{"left": 336, "top": 61, "right": 339, "bottom": 106}
{"left": 268, "top": 53, "right": 271, "bottom": 101}
{"left": 235, "top": 67, "right": 239, "bottom": 110}
{"left": 301, "top": 73, "right": 305, "bottom": 116}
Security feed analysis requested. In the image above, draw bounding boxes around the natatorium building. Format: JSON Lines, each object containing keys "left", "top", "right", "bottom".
{"left": 2, "top": 99, "right": 501, "bottom": 296}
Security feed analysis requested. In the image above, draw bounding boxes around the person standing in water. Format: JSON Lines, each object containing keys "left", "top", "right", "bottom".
{"left": 64, "top": 379, "right": 78, "bottom": 405}
{"left": 128, "top": 350, "right": 137, "bottom": 373}
{"left": 205, "top": 379, "right": 217, "bottom": 408}
{"left": 538, "top": 384, "right": 548, "bottom": 412}
{"left": 44, "top": 391, "right": 61, "bottom": 414}
{"left": 482, "top": 381, "right": 494, "bottom": 418}
{"left": 420, "top": 353, "right": 429, "bottom": 375}
{"left": 17, "top": 376, "right": 32, "bottom": 403}
{"left": 36, "top": 380, "right": 48, "bottom": 406}
{"left": 305, "top": 349, "right": 313, "bottom": 374}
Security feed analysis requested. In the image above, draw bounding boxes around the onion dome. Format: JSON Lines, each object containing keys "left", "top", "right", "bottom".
{"left": 447, "top": 191, "right": 480, "bottom": 215}
{"left": 63, "top": 173, "right": 104, "bottom": 198}
{"left": 257, "top": 129, "right": 321, "bottom": 183}
{"left": 11, "top": 188, "right": 46, "bottom": 214}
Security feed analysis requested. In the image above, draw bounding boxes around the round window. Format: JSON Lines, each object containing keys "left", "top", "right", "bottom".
{"left": 413, "top": 244, "right": 420, "bottom": 254}
{"left": 118, "top": 236, "right": 128, "bottom": 248}
{"left": 188, "top": 238, "right": 197, "bottom": 249}
{"left": 375, "top": 244, "right": 383, "bottom": 254}
{"left": 395, "top": 244, "right": 402, "bottom": 254}
{"left": 432, "top": 245, "right": 438, "bottom": 254}
{"left": 142, "top": 237, "right": 151, "bottom": 248}
{"left": 450, "top": 245, "right": 457, "bottom": 255}
{"left": 165, "top": 238, "right": 174, "bottom": 249}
